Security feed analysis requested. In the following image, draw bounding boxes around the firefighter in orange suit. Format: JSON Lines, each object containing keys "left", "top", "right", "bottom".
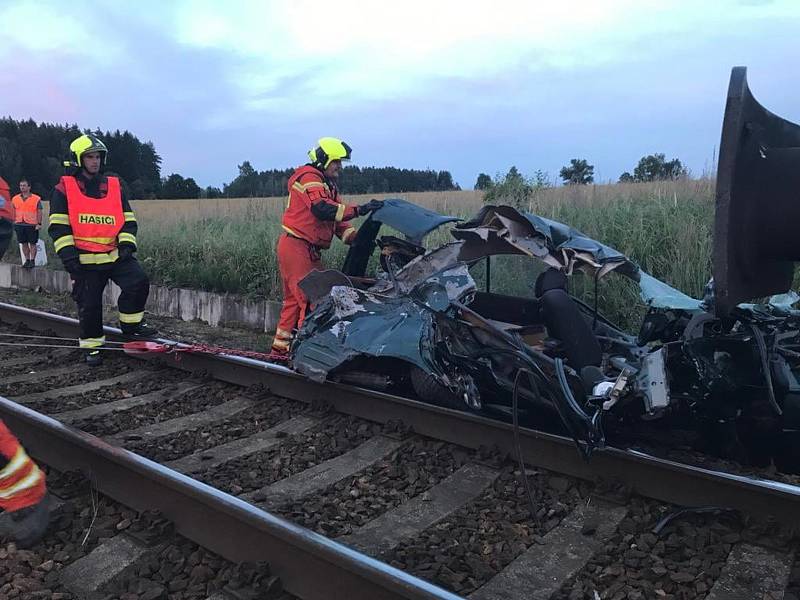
{"left": 48, "top": 134, "right": 157, "bottom": 366}
{"left": 0, "top": 419, "right": 50, "bottom": 547}
{"left": 271, "top": 138, "right": 382, "bottom": 356}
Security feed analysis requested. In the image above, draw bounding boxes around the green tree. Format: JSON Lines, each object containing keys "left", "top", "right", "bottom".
{"left": 618, "top": 172, "right": 634, "bottom": 183}
{"left": 484, "top": 166, "right": 526, "bottom": 208}
{"left": 474, "top": 173, "right": 493, "bottom": 190}
{"left": 559, "top": 158, "right": 594, "bottom": 185}
{"left": 224, "top": 161, "right": 261, "bottom": 197}
{"left": 631, "top": 153, "right": 686, "bottom": 182}
{"left": 161, "top": 174, "right": 201, "bottom": 199}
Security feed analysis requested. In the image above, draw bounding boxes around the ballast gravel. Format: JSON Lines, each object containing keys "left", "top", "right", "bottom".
{"left": 196, "top": 414, "right": 383, "bottom": 496}
{"left": 551, "top": 498, "right": 794, "bottom": 600}
{"left": 123, "top": 394, "right": 306, "bottom": 462}
{"left": 0, "top": 468, "right": 294, "bottom": 600}
{"left": 71, "top": 379, "right": 229, "bottom": 437}
{"left": 381, "top": 466, "right": 585, "bottom": 595}
{"left": 0, "top": 356, "right": 140, "bottom": 398}
{"left": 279, "top": 439, "right": 469, "bottom": 538}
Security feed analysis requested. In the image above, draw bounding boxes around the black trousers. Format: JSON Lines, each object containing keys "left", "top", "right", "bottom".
{"left": 71, "top": 257, "right": 150, "bottom": 346}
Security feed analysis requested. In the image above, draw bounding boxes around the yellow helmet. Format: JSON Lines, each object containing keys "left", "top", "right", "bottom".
{"left": 308, "top": 137, "right": 352, "bottom": 169}
{"left": 68, "top": 134, "right": 108, "bottom": 168}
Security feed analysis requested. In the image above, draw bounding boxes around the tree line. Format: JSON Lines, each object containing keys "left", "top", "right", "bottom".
{"left": 0, "top": 118, "right": 162, "bottom": 199}
{"left": 474, "top": 153, "right": 688, "bottom": 189}
{"left": 0, "top": 118, "right": 459, "bottom": 200}
{"left": 1, "top": 118, "right": 688, "bottom": 200}
{"left": 216, "top": 161, "right": 458, "bottom": 199}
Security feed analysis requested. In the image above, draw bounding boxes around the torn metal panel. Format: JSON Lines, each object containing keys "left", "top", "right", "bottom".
{"left": 714, "top": 66, "right": 800, "bottom": 315}
{"left": 299, "top": 270, "right": 357, "bottom": 304}
{"left": 341, "top": 198, "right": 460, "bottom": 278}
{"left": 637, "top": 271, "right": 703, "bottom": 311}
{"left": 370, "top": 198, "right": 461, "bottom": 244}
{"left": 292, "top": 286, "right": 440, "bottom": 382}
{"left": 427, "top": 264, "right": 476, "bottom": 303}
{"left": 453, "top": 205, "right": 637, "bottom": 279}
{"left": 453, "top": 205, "right": 552, "bottom": 262}
{"left": 391, "top": 242, "right": 466, "bottom": 294}
{"left": 769, "top": 292, "right": 800, "bottom": 310}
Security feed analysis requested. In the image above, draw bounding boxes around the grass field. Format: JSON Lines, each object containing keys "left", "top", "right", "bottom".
{"left": 7, "top": 178, "right": 717, "bottom": 332}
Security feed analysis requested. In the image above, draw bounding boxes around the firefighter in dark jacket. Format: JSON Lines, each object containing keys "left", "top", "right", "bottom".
{"left": 48, "top": 134, "right": 157, "bottom": 365}
{"left": 271, "top": 137, "right": 382, "bottom": 356}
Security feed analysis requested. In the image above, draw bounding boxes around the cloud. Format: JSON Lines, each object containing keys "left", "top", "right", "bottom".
{"left": 166, "top": 0, "right": 800, "bottom": 115}
{"left": 0, "top": 0, "right": 798, "bottom": 189}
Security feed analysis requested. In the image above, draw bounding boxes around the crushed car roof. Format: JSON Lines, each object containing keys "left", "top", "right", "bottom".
{"left": 369, "top": 198, "right": 461, "bottom": 244}
{"left": 339, "top": 191, "right": 800, "bottom": 315}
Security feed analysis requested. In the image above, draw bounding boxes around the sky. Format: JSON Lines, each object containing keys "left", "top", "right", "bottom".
{"left": 1, "top": 0, "right": 799, "bottom": 189}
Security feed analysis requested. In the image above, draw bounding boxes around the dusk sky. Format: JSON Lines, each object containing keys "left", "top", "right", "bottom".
{"left": 2, "top": 0, "right": 799, "bottom": 189}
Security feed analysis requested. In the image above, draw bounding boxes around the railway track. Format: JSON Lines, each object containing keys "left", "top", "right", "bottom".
{"left": 1, "top": 301, "right": 799, "bottom": 599}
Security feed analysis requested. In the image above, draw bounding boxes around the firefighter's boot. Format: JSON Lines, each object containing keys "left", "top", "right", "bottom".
{"left": 6, "top": 493, "right": 51, "bottom": 548}
{"left": 120, "top": 322, "right": 159, "bottom": 339}
{"left": 85, "top": 350, "right": 103, "bottom": 367}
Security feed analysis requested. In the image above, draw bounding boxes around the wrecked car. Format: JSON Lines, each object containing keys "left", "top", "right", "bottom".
{"left": 291, "top": 67, "right": 800, "bottom": 472}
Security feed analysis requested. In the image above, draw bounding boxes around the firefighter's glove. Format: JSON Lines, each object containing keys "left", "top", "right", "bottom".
{"left": 118, "top": 246, "right": 134, "bottom": 261}
{"left": 357, "top": 199, "right": 383, "bottom": 216}
{"left": 63, "top": 257, "right": 82, "bottom": 276}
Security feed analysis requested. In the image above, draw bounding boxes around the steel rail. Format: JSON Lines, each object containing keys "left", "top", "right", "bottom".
{"left": 0, "top": 396, "right": 462, "bottom": 600}
{"left": 3, "top": 301, "right": 800, "bottom": 532}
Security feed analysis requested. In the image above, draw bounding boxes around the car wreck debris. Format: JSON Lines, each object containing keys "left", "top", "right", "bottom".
{"left": 292, "top": 67, "right": 800, "bottom": 472}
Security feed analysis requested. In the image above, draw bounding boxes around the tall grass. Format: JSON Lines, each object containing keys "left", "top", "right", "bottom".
{"left": 4, "top": 179, "right": 718, "bottom": 331}
{"left": 136, "top": 179, "right": 715, "bottom": 313}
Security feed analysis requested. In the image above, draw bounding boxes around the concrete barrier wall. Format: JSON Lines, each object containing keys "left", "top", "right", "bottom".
{"left": 0, "top": 263, "right": 281, "bottom": 333}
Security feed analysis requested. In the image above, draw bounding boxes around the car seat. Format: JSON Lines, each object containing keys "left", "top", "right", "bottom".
{"left": 535, "top": 268, "right": 602, "bottom": 370}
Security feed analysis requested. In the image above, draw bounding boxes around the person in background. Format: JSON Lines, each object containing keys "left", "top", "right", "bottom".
{"left": 11, "top": 178, "right": 43, "bottom": 268}
{"left": 48, "top": 134, "right": 157, "bottom": 366}
{"left": 271, "top": 137, "right": 382, "bottom": 358}
{"left": 0, "top": 419, "right": 50, "bottom": 548}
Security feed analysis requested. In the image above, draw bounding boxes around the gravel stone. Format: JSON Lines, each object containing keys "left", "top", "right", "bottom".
{"left": 277, "top": 439, "right": 469, "bottom": 537}
{"left": 196, "top": 414, "right": 383, "bottom": 495}
{"left": 382, "top": 465, "right": 583, "bottom": 595}
{"left": 123, "top": 394, "right": 305, "bottom": 462}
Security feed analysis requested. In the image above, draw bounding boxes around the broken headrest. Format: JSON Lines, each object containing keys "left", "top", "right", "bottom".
{"left": 535, "top": 268, "right": 568, "bottom": 297}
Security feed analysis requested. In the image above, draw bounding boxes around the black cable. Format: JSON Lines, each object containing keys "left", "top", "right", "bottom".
{"left": 513, "top": 368, "right": 540, "bottom": 525}
{"left": 748, "top": 323, "right": 782, "bottom": 416}
{"left": 554, "top": 357, "right": 602, "bottom": 459}
{"left": 593, "top": 270, "right": 600, "bottom": 331}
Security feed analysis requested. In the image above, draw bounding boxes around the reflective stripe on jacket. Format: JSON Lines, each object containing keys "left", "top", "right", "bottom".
{"left": 11, "top": 194, "right": 41, "bottom": 225}
{"left": 64, "top": 176, "right": 124, "bottom": 257}
{"left": 281, "top": 165, "right": 357, "bottom": 249}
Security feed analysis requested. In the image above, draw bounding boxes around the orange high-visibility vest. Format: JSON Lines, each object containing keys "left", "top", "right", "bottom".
{"left": 0, "top": 419, "right": 46, "bottom": 512}
{"left": 11, "top": 193, "right": 41, "bottom": 225}
{"left": 63, "top": 176, "right": 124, "bottom": 253}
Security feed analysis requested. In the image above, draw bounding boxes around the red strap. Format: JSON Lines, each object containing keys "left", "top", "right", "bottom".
{"left": 123, "top": 341, "right": 276, "bottom": 362}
